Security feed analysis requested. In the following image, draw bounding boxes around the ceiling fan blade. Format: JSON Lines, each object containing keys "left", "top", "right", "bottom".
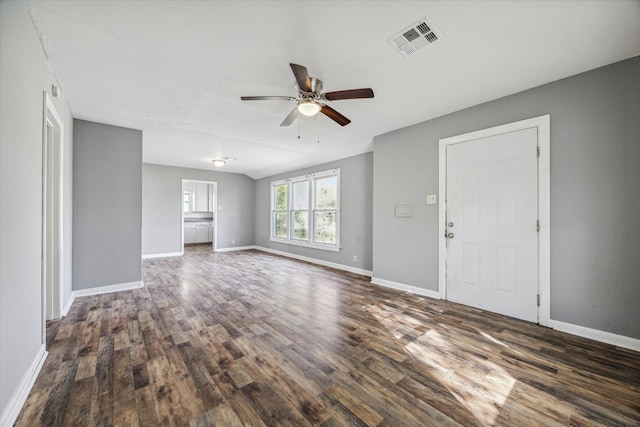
{"left": 320, "top": 105, "right": 351, "bottom": 126}
{"left": 241, "top": 96, "right": 296, "bottom": 101}
{"left": 324, "top": 88, "right": 374, "bottom": 101}
{"left": 280, "top": 107, "right": 300, "bottom": 127}
{"left": 290, "top": 63, "right": 312, "bottom": 92}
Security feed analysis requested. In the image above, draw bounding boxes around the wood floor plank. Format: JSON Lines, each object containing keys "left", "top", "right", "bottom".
{"left": 114, "top": 348, "right": 139, "bottom": 427}
{"left": 326, "top": 383, "right": 383, "bottom": 427}
{"left": 134, "top": 385, "right": 160, "bottom": 427}
{"left": 93, "top": 335, "right": 115, "bottom": 426}
{"left": 15, "top": 245, "right": 640, "bottom": 426}
{"left": 38, "top": 361, "right": 77, "bottom": 426}
{"left": 204, "top": 401, "right": 245, "bottom": 426}
{"left": 61, "top": 377, "right": 96, "bottom": 426}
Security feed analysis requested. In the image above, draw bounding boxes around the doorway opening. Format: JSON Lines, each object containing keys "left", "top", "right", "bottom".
{"left": 438, "top": 115, "right": 550, "bottom": 325}
{"left": 181, "top": 179, "right": 217, "bottom": 253}
{"left": 41, "top": 92, "right": 64, "bottom": 344}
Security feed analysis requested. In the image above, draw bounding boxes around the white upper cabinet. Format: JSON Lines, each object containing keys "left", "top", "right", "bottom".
{"left": 183, "top": 181, "right": 214, "bottom": 213}
{"left": 194, "top": 182, "right": 212, "bottom": 212}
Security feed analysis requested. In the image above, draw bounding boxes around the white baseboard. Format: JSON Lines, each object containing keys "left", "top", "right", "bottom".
{"left": 370, "top": 277, "right": 442, "bottom": 299}
{"left": 70, "top": 280, "right": 144, "bottom": 300}
{"left": 0, "top": 345, "right": 47, "bottom": 427}
{"left": 216, "top": 245, "right": 257, "bottom": 253}
{"left": 142, "top": 251, "right": 183, "bottom": 259}
{"left": 254, "top": 246, "right": 373, "bottom": 276}
{"left": 62, "top": 293, "right": 74, "bottom": 316}
{"left": 547, "top": 319, "right": 640, "bottom": 352}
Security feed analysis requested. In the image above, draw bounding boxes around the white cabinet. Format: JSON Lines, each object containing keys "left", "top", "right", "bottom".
{"left": 195, "top": 222, "right": 209, "bottom": 243}
{"left": 194, "top": 183, "right": 210, "bottom": 212}
{"left": 184, "top": 181, "right": 214, "bottom": 213}
{"left": 184, "top": 223, "right": 196, "bottom": 244}
{"left": 184, "top": 221, "right": 213, "bottom": 244}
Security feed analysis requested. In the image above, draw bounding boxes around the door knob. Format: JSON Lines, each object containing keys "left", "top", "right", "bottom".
{"left": 447, "top": 232, "right": 454, "bottom": 239}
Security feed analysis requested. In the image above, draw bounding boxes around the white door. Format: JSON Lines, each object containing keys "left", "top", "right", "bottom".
{"left": 445, "top": 127, "right": 538, "bottom": 322}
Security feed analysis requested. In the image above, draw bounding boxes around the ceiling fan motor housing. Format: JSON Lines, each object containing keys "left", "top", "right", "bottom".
{"left": 309, "top": 77, "right": 323, "bottom": 95}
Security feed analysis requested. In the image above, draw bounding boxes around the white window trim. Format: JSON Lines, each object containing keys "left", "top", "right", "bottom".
{"left": 183, "top": 191, "right": 193, "bottom": 213}
{"left": 270, "top": 168, "right": 340, "bottom": 252}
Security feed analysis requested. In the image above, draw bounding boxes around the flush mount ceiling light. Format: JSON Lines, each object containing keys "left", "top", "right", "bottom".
{"left": 212, "top": 157, "right": 236, "bottom": 167}
{"left": 297, "top": 100, "right": 321, "bottom": 117}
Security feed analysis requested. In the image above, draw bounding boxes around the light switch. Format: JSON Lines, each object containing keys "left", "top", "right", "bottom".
{"left": 427, "top": 194, "right": 437, "bottom": 205}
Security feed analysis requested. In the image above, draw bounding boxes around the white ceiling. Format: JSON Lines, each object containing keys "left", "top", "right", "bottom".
{"left": 27, "top": 1, "right": 640, "bottom": 179}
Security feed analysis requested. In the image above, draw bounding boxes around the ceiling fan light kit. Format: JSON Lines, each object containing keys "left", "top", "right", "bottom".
{"left": 241, "top": 63, "right": 374, "bottom": 127}
{"left": 297, "top": 100, "right": 321, "bottom": 116}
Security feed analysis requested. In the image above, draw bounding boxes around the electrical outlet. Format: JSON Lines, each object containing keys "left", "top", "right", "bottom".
{"left": 427, "top": 194, "right": 437, "bottom": 205}
{"left": 353, "top": 255, "right": 358, "bottom": 263}
{"left": 232, "top": 239, "right": 235, "bottom": 245}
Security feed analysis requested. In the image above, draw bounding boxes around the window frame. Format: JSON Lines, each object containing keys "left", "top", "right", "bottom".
{"left": 270, "top": 168, "right": 340, "bottom": 252}
{"left": 272, "top": 183, "right": 289, "bottom": 239}
{"left": 290, "top": 179, "right": 310, "bottom": 242}
{"left": 183, "top": 191, "right": 193, "bottom": 213}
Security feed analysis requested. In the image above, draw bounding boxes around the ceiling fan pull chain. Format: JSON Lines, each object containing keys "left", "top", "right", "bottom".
{"left": 298, "top": 115, "right": 301, "bottom": 140}
{"left": 317, "top": 112, "right": 320, "bottom": 143}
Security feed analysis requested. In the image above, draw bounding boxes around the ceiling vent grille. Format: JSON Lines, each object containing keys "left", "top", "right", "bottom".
{"left": 388, "top": 17, "right": 442, "bottom": 57}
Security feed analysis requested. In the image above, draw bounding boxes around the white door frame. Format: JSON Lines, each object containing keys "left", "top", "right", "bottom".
{"left": 438, "top": 115, "right": 550, "bottom": 326}
{"left": 181, "top": 179, "right": 218, "bottom": 253}
{"left": 41, "top": 91, "right": 64, "bottom": 340}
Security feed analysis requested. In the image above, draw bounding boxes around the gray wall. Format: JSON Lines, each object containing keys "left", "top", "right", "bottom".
{"left": 73, "top": 120, "right": 142, "bottom": 290}
{"left": 373, "top": 56, "right": 640, "bottom": 339}
{"left": 0, "top": 0, "right": 74, "bottom": 417}
{"left": 254, "top": 152, "right": 374, "bottom": 272}
{"left": 142, "top": 164, "right": 255, "bottom": 254}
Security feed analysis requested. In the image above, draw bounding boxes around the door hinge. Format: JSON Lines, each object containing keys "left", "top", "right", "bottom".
{"left": 536, "top": 220, "right": 540, "bottom": 232}
{"left": 536, "top": 145, "right": 540, "bottom": 157}
{"left": 537, "top": 294, "right": 540, "bottom": 306}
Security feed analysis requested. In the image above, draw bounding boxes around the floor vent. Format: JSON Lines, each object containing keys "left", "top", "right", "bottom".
{"left": 388, "top": 17, "right": 443, "bottom": 57}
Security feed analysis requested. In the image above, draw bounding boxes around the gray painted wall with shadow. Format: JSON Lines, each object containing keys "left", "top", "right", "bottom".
{"left": 73, "top": 120, "right": 143, "bottom": 290}
{"left": 0, "top": 0, "right": 75, "bottom": 413}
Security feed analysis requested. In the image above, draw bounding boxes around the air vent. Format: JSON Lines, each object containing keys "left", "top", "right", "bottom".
{"left": 388, "top": 17, "right": 442, "bottom": 57}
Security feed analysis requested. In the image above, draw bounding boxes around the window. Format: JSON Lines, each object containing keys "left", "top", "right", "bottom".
{"left": 291, "top": 181, "right": 309, "bottom": 240}
{"left": 270, "top": 169, "right": 340, "bottom": 251}
{"left": 273, "top": 183, "right": 288, "bottom": 238}
{"left": 313, "top": 175, "right": 338, "bottom": 244}
{"left": 183, "top": 191, "right": 192, "bottom": 212}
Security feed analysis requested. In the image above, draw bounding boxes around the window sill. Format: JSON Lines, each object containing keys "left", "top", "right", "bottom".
{"left": 270, "top": 237, "right": 340, "bottom": 252}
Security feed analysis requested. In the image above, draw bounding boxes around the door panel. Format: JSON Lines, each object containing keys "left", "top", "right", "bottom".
{"left": 446, "top": 127, "right": 538, "bottom": 322}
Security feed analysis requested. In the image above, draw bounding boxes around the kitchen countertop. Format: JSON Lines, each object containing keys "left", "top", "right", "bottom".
{"left": 184, "top": 218, "right": 213, "bottom": 223}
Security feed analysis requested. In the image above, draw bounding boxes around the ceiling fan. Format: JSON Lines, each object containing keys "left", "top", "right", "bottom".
{"left": 241, "top": 63, "right": 374, "bottom": 127}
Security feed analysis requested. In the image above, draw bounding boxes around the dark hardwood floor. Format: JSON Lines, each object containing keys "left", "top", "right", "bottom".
{"left": 16, "top": 245, "right": 640, "bottom": 426}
